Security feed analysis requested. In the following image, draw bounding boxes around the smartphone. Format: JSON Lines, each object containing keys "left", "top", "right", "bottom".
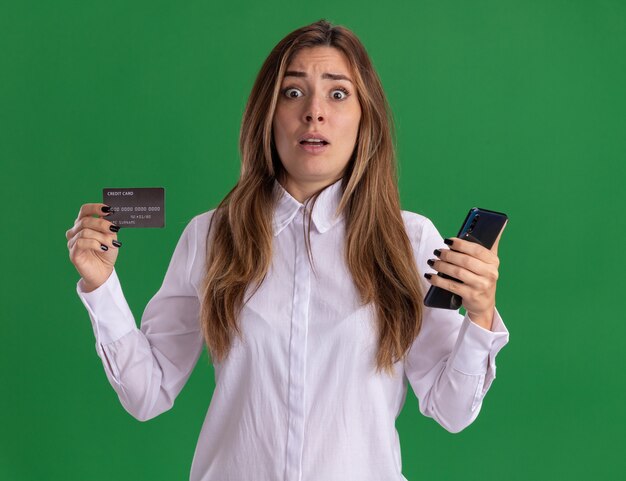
{"left": 423, "top": 207, "right": 508, "bottom": 310}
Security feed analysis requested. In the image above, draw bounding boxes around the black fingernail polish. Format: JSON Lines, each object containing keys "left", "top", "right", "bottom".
{"left": 101, "top": 205, "right": 111, "bottom": 213}
{"left": 109, "top": 224, "right": 120, "bottom": 232}
{"left": 427, "top": 259, "right": 435, "bottom": 267}
{"left": 112, "top": 240, "right": 122, "bottom": 248}
{"left": 433, "top": 249, "right": 441, "bottom": 257}
{"left": 424, "top": 273, "right": 432, "bottom": 279}
{"left": 100, "top": 244, "right": 108, "bottom": 251}
{"left": 444, "top": 238, "right": 453, "bottom": 246}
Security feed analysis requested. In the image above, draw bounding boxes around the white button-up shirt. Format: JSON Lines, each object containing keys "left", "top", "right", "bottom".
{"left": 76, "top": 177, "right": 509, "bottom": 481}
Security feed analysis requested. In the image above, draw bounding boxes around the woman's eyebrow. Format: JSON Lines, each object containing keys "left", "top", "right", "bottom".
{"left": 284, "top": 70, "right": 353, "bottom": 83}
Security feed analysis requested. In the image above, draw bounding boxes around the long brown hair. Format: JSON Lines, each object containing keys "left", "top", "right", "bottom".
{"left": 199, "top": 19, "right": 424, "bottom": 376}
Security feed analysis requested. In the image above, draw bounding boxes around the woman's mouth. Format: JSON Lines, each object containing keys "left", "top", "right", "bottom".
{"left": 299, "top": 139, "right": 329, "bottom": 154}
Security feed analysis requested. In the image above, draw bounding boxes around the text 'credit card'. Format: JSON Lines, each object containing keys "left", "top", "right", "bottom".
{"left": 102, "top": 187, "right": 165, "bottom": 228}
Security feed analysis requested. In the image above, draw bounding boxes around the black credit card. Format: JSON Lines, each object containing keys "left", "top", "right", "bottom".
{"left": 102, "top": 187, "right": 165, "bottom": 228}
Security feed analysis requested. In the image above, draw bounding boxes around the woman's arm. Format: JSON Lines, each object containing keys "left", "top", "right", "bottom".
{"left": 76, "top": 215, "right": 204, "bottom": 422}
{"left": 403, "top": 215, "right": 509, "bottom": 433}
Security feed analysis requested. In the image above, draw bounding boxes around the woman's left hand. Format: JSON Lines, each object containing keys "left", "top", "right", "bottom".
{"left": 424, "top": 226, "right": 506, "bottom": 331}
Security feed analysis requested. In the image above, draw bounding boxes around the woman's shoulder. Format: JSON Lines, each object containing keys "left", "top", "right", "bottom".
{"left": 400, "top": 209, "right": 437, "bottom": 235}
{"left": 191, "top": 208, "right": 218, "bottom": 229}
{"left": 400, "top": 210, "right": 444, "bottom": 258}
{"left": 173, "top": 208, "right": 218, "bottom": 250}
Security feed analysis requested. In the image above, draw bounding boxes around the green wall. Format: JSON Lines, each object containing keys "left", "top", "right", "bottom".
{"left": 2, "top": 1, "right": 624, "bottom": 479}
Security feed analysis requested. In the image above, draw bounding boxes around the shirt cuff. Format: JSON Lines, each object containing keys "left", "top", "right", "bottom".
{"left": 449, "top": 306, "right": 509, "bottom": 376}
{"left": 76, "top": 269, "right": 137, "bottom": 345}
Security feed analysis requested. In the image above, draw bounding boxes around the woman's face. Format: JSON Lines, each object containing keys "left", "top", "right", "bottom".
{"left": 272, "top": 46, "right": 361, "bottom": 201}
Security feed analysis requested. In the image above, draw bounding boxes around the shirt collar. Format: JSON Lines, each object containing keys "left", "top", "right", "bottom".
{"left": 272, "top": 177, "right": 344, "bottom": 236}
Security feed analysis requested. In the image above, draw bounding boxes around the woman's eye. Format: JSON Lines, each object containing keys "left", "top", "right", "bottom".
{"left": 331, "top": 88, "right": 349, "bottom": 100}
{"left": 283, "top": 88, "right": 303, "bottom": 99}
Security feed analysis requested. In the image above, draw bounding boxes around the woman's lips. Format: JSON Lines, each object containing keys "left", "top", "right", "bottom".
{"left": 298, "top": 141, "right": 329, "bottom": 154}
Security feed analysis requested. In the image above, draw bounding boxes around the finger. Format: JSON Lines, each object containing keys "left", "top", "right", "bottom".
{"left": 428, "top": 257, "right": 487, "bottom": 289}
{"left": 75, "top": 203, "right": 113, "bottom": 223}
{"left": 432, "top": 248, "right": 490, "bottom": 277}
{"left": 66, "top": 216, "right": 120, "bottom": 241}
{"left": 69, "top": 236, "right": 111, "bottom": 256}
{"left": 68, "top": 227, "right": 120, "bottom": 251}
{"left": 424, "top": 272, "right": 471, "bottom": 299}
{"left": 444, "top": 237, "right": 497, "bottom": 264}
{"left": 491, "top": 220, "right": 507, "bottom": 255}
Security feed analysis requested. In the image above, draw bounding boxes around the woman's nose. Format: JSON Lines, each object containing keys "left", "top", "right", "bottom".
{"left": 305, "top": 113, "right": 324, "bottom": 122}
{"left": 304, "top": 96, "right": 325, "bottom": 123}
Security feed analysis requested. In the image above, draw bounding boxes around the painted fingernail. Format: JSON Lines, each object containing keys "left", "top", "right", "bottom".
{"left": 433, "top": 249, "right": 441, "bottom": 257}
{"left": 109, "top": 224, "right": 120, "bottom": 232}
{"left": 444, "top": 238, "right": 453, "bottom": 246}
{"left": 427, "top": 259, "right": 435, "bottom": 267}
{"left": 424, "top": 273, "right": 432, "bottom": 279}
{"left": 100, "top": 244, "right": 108, "bottom": 251}
{"left": 112, "top": 240, "right": 122, "bottom": 248}
{"left": 101, "top": 205, "right": 111, "bottom": 213}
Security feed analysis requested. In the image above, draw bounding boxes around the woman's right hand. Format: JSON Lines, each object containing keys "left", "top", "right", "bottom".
{"left": 66, "top": 203, "right": 122, "bottom": 292}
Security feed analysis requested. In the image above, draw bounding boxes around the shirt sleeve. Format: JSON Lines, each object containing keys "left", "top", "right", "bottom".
{"left": 403, "top": 216, "right": 509, "bottom": 433}
{"left": 75, "top": 215, "right": 204, "bottom": 422}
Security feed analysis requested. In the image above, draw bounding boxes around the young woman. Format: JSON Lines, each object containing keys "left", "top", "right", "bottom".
{"left": 66, "top": 19, "right": 509, "bottom": 481}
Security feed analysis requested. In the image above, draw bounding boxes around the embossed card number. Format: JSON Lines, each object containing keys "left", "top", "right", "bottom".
{"left": 102, "top": 187, "right": 165, "bottom": 228}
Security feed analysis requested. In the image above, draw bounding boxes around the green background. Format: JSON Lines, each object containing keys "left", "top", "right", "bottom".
{"left": 2, "top": 0, "right": 624, "bottom": 479}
